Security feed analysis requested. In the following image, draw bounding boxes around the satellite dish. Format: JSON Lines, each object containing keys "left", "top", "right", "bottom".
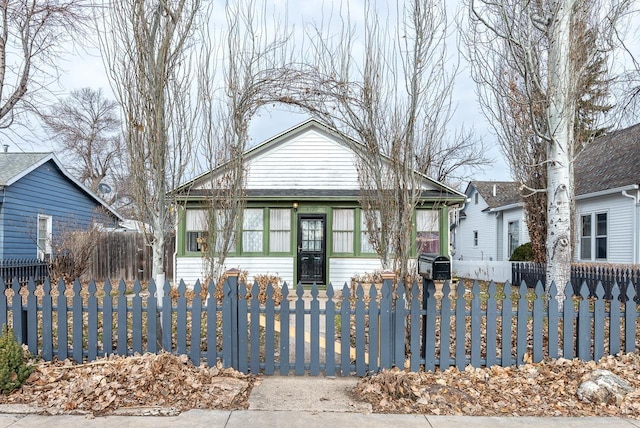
{"left": 98, "top": 183, "right": 112, "bottom": 194}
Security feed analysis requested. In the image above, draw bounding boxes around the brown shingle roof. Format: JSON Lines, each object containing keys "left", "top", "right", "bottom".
{"left": 574, "top": 123, "right": 640, "bottom": 195}
{"left": 470, "top": 181, "right": 521, "bottom": 209}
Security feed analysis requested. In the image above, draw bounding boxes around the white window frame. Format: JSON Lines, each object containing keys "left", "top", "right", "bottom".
{"left": 508, "top": 220, "right": 519, "bottom": 257}
{"left": 580, "top": 211, "right": 608, "bottom": 261}
{"left": 37, "top": 214, "right": 53, "bottom": 260}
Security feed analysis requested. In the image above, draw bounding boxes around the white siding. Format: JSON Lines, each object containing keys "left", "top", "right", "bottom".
{"left": 501, "top": 207, "right": 530, "bottom": 261}
{"left": 176, "top": 257, "right": 294, "bottom": 287}
{"left": 329, "top": 258, "right": 386, "bottom": 289}
{"left": 246, "top": 131, "right": 359, "bottom": 190}
{"left": 575, "top": 194, "right": 635, "bottom": 264}
{"left": 195, "top": 126, "right": 440, "bottom": 192}
{"left": 453, "top": 189, "right": 498, "bottom": 261}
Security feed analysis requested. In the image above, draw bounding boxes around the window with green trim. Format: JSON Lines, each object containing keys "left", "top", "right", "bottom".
{"left": 333, "top": 209, "right": 354, "bottom": 253}
{"left": 416, "top": 210, "right": 439, "bottom": 254}
{"left": 186, "top": 210, "right": 207, "bottom": 252}
{"left": 269, "top": 208, "right": 291, "bottom": 252}
{"left": 361, "top": 210, "right": 380, "bottom": 254}
{"left": 243, "top": 208, "right": 263, "bottom": 252}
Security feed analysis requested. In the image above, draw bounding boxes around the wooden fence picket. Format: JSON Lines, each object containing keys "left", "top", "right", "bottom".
{"left": 470, "top": 281, "right": 481, "bottom": 367}
{"left": 625, "top": 281, "right": 636, "bottom": 353}
{"left": 237, "top": 281, "right": 248, "bottom": 374}
{"left": 72, "top": 279, "right": 83, "bottom": 363}
{"left": 56, "top": 278, "right": 68, "bottom": 361}
{"left": 609, "top": 282, "right": 621, "bottom": 356}
{"left": 280, "top": 283, "right": 291, "bottom": 375}
{"left": 340, "top": 284, "right": 350, "bottom": 374}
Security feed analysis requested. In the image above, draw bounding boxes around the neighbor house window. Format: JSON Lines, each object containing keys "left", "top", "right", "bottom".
{"left": 37, "top": 215, "right": 52, "bottom": 260}
{"left": 416, "top": 210, "right": 439, "bottom": 254}
{"left": 333, "top": 209, "right": 354, "bottom": 253}
{"left": 508, "top": 220, "right": 519, "bottom": 257}
{"left": 596, "top": 213, "right": 607, "bottom": 259}
{"left": 186, "top": 210, "right": 207, "bottom": 252}
{"left": 473, "top": 230, "right": 478, "bottom": 247}
{"left": 580, "top": 212, "right": 607, "bottom": 260}
{"left": 269, "top": 208, "right": 291, "bottom": 252}
{"left": 474, "top": 192, "right": 479, "bottom": 204}
{"left": 580, "top": 214, "right": 592, "bottom": 260}
{"left": 243, "top": 208, "right": 263, "bottom": 252}
{"left": 360, "top": 210, "right": 380, "bottom": 254}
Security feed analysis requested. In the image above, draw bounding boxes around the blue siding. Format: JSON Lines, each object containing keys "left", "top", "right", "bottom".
{"left": 1, "top": 160, "right": 118, "bottom": 259}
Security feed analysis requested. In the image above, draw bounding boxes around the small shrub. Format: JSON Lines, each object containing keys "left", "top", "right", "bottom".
{"left": 509, "top": 242, "right": 534, "bottom": 262}
{"left": 0, "top": 326, "right": 34, "bottom": 394}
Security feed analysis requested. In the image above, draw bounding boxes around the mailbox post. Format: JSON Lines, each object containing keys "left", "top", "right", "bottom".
{"left": 418, "top": 254, "right": 451, "bottom": 360}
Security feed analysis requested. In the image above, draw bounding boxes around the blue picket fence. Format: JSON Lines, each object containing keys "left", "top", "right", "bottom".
{"left": 1, "top": 273, "right": 639, "bottom": 375}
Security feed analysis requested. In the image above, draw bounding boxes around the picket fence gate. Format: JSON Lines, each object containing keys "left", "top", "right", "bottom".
{"left": 1, "top": 272, "right": 639, "bottom": 376}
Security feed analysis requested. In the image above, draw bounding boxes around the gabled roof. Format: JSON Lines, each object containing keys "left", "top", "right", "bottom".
{"left": 0, "top": 152, "right": 51, "bottom": 186}
{"left": 0, "top": 152, "right": 122, "bottom": 220}
{"left": 575, "top": 123, "right": 640, "bottom": 195}
{"left": 174, "top": 118, "right": 465, "bottom": 201}
{"left": 469, "top": 181, "right": 521, "bottom": 209}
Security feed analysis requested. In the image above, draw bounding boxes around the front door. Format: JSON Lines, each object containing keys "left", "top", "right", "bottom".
{"left": 297, "top": 214, "right": 326, "bottom": 284}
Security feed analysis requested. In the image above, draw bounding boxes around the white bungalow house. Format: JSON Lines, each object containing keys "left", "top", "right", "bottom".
{"left": 452, "top": 122, "right": 640, "bottom": 266}
{"left": 171, "top": 119, "right": 466, "bottom": 287}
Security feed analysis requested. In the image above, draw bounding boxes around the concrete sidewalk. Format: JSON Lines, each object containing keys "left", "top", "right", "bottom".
{"left": 0, "top": 376, "right": 639, "bottom": 427}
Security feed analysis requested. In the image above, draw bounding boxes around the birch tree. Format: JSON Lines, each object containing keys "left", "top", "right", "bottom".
{"left": 0, "top": 0, "right": 88, "bottom": 137}
{"left": 196, "top": 0, "right": 293, "bottom": 281}
{"left": 280, "top": 0, "right": 477, "bottom": 281}
{"left": 467, "top": 0, "right": 628, "bottom": 300}
{"left": 98, "top": 0, "right": 203, "bottom": 294}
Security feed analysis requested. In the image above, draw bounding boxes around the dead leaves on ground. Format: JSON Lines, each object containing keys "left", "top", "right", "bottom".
{"left": 355, "top": 353, "right": 640, "bottom": 418}
{"left": 0, "top": 352, "right": 255, "bottom": 416}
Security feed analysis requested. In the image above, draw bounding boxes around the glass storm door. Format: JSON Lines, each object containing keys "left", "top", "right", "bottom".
{"left": 297, "top": 215, "right": 326, "bottom": 284}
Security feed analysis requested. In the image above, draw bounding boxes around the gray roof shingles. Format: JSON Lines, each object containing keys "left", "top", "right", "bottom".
{"left": 574, "top": 123, "right": 640, "bottom": 195}
{"left": 470, "top": 181, "right": 522, "bottom": 209}
{"left": 0, "top": 152, "right": 50, "bottom": 186}
{"left": 470, "top": 123, "right": 640, "bottom": 209}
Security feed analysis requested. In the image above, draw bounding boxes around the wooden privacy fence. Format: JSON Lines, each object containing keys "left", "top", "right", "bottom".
{"left": 1, "top": 274, "right": 639, "bottom": 375}
{"left": 88, "top": 232, "right": 174, "bottom": 282}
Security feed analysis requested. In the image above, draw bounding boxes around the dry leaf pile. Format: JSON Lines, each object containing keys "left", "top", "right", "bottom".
{"left": 355, "top": 353, "right": 640, "bottom": 418}
{"left": 0, "top": 352, "right": 254, "bottom": 416}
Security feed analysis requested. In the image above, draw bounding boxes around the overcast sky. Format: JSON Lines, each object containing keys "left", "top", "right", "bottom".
{"left": 37, "top": 1, "right": 517, "bottom": 184}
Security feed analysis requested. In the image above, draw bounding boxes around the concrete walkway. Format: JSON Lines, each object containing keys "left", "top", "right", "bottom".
{"left": 0, "top": 376, "right": 638, "bottom": 427}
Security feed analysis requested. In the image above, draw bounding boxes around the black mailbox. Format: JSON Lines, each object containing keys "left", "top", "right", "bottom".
{"left": 417, "top": 254, "right": 451, "bottom": 280}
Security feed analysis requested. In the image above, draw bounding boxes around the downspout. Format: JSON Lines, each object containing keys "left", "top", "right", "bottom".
{"left": 621, "top": 189, "right": 640, "bottom": 264}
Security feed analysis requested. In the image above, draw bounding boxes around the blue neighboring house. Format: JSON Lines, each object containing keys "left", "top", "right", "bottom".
{"left": 0, "top": 152, "right": 122, "bottom": 260}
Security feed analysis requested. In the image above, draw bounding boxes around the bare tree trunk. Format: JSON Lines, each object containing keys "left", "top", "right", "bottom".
{"left": 546, "top": 0, "right": 576, "bottom": 302}
{"left": 98, "top": 0, "right": 203, "bottom": 306}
